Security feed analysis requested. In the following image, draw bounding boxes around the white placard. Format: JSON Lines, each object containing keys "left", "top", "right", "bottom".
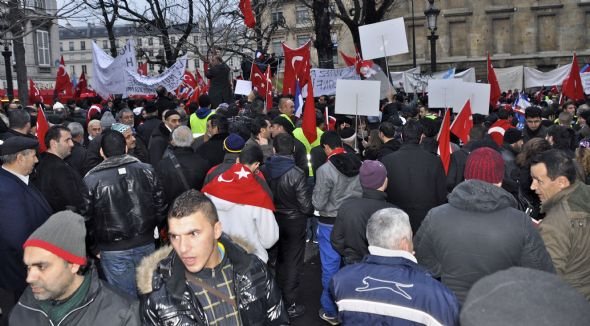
{"left": 428, "top": 80, "right": 490, "bottom": 115}
{"left": 234, "top": 80, "right": 253, "bottom": 96}
{"left": 335, "top": 80, "right": 381, "bottom": 116}
{"left": 359, "top": 17, "right": 409, "bottom": 60}
{"left": 310, "top": 66, "right": 360, "bottom": 96}
{"left": 459, "top": 82, "right": 491, "bottom": 115}
{"left": 427, "top": 79, "right": 462, "bottom": 109}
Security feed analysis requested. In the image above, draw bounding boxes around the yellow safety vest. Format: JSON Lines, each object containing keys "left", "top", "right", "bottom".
{"left": 190, "top": 110, "right": 216, "bottom": 135}
{"left": 293, "top": 127, "right": 324, "bottom": 176}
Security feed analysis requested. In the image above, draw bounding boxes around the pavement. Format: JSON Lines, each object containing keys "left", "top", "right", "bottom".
{"left": 291, "top": 242, "right": 329, "bottom": 326}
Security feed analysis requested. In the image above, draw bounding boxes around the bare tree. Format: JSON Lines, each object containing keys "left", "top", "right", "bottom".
{"left": 82, "top": 0, "right": 119, "bottom": 57}
{"left": 298, "top": 0, "right": 334, "bottom": 68}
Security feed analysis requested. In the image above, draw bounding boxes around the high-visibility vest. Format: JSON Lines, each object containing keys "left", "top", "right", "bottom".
{"left": 293, "top": 127, "right": 324, "bottom": 176}
{"left": 280, "top": 114, "right": 295, "bottom": 128}
{"left": 190, "top": 110, "right": 216, "bottom": 135}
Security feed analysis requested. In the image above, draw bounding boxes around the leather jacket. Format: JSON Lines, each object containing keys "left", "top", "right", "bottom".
{"left": 263, "top": 155, "right": 313, "bottom": 220}
{"left": 137, "top": 234, "right": 289, "bottom": 326}
{"left": 83, "top": 154, "right": 166, "bottom": 251}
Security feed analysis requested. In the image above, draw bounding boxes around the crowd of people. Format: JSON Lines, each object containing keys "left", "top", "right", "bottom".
{"left": 0, "top": 79, "right": 589, "bottom": 326}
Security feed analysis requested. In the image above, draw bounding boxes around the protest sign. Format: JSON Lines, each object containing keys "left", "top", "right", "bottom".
{"left": 334, "top": 80, "right": 380, "bottom": 116}
{"left": 359, "top": 18, "right": 409, "bottom": 60}
{"left": 428, "top": 80, "right": 490, "bottom": 115}
{"left": 92, "top": 39, "right": 137, "bottom": 98}
{"left": 428, "top": 79, "right": 462, "bottom": 109}
{"left": 495, "top": 66, "right": 524, "bottom": 91}
{"left": 125, "top": 56, "right": 187, "bottom": 95}
{"left": 235, "top": 80, "right": 253, "bottom": 95}
{"left": 391, "top": 67, "right": 420, "bottom": 89}
{"left": 524, "top": 64, "right": 571, "bottom": 88}
{"left": 310, "top": 66, "right": 360, "bottom": 96}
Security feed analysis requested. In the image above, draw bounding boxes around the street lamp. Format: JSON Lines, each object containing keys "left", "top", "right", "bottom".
{"left": 424, "top": 0, "right": 440, "bottom": 73}
{"left": 410, "top": 0, "right": 416, "bottom": 68}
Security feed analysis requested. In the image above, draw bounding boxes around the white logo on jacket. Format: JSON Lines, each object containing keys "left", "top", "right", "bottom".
{"left": 355, "top": 276, "right": 414, "bottom": 300}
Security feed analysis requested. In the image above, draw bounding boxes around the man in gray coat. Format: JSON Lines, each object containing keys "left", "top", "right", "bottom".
{"left": 414, "top": 147, "right": 555, "bottom": 304}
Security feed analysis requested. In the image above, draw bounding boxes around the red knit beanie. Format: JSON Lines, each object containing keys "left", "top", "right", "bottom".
{"left": 464, "top": 147, "right": 505, "bottom": 184}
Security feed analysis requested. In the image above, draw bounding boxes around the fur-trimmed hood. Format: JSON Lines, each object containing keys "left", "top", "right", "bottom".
{"left": 136, "top": 234, "right": 255, "bottom": 295}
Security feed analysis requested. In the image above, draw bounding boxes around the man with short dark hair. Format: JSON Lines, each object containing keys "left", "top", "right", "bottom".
{"left": 188, "top": 94, "right": 215, "bottom": 136}
{"left": 262, "top": 133, "right": 313, "bottom": 319}
{"left": 531, "top": 149, "right": 590, "bottom": 300}
{"left": 137, "top": 190, "right": 288, "bottom": 325}
{"left": 136, "top": 101, "right": 159, "bottom": 145}
{"left": 523, "top": 106, "right": 547, "bottom": 143}
{"left": 244, "top": 115, "right": 273, "bottom": 160}
{"left": 0, "top": 109, "right": 33, "bottom": 140}
{"left": 32, "top": 125, "right": 86, "bottom": 213}
{"left": 83, "top": 130, "right": 166, "bottom": 297}
{"left": 378, "top": 121, "right": 401, "bottom": 159}
{"left": 488, "top": 106, "right": 514, "bottom": 146}
{"left": 195, "top": 113, "right": 230, "bottom": 167}
{"left": 270, "top": 115, "right": 308, "bottom": 174}
{"left": 382, "top": 120, "right": 447, "bottom": 232}
{"left": 149, "top": 109, "right": 181, "bottom": 166}
{"left": 65, "top": 121, "right": 87, "bottom": 175}
{"left": 9, "top": 211, "right": 140, "bottom": 325}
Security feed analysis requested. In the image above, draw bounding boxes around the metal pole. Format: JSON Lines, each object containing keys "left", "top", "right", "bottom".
{"left": 2, "top": 43, "right": 13, "bottom": 101}
{"left": 411, "top": 0, "right": 416, "bottom": 68}
{"left": 381, "top": 35, "right": 392, "bottom": 92}
{"left": 428, "top": 32, "right": 438, "bottom": 73}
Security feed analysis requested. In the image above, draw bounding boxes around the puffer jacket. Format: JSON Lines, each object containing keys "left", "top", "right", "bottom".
{"left": 10, "top": 265, "right": 140, "bottom": 326}
{"left": 312, "top": 151, "right": 362, "bottom": 223}
{"left": 83, "top": 154, "right": 166, "bottom": 252}
{"left": 137, "top": 234, "right": 289, "bottom": 326}
{"left": 263, "top": 155, "right": 313, "bottom": 220}
{"left": 414, "top": 179, "right": 555, "bottom": 304}
{"left": 539, "top": 181, "right": 590, "bottom": 300}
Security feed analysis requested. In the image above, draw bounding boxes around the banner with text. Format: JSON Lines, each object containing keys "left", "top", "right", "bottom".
{"left": 125, "top": 56, "right": 188, "bottom": 95}
{"left": 581, "top": 72, "right": 590, "bottom": 95}
{"left": 92, "top": 40, "right": 137, "bottom": 98}
{"left": 310, "top": 66, "right": 360, "bottom": 96}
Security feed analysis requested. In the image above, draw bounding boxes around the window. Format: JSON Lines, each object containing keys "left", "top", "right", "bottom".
{"left": 272, "top": 39, "right": 283, "bottom": 56}
{"left": 69, "top": 41, "right": 74, "bottom": 51}
{"left": 149, "top": 63, "right": 154, "bottom": 71}
{"left": 296, "top": 6, "right": 310, "bottom": 25}
{"left": 82, "top": 65, "right": 87, "bottom": 74}
{"left": 194, "top": 59, "right": 200, "bottom": 69}
{"left": 193, "top": 35, "right": 198, "bottom": 44}
{"left": 80, "top": 41, "right": 85, "bottom": 51}
{"left": 297, "top": 35, "right": 310, "bottom": 47}
{"left": 102, "top": 40, "right": 108, "bottom": 49}
{"left": 59, "top": 42, "right": 62, "bottom": 52}
{"left": 36, "top": 30, "right": 50, "bottom": 66}
{"left": 148, "top": 50, "right": 154, "bottom": 57}
{"left": 332, "top": 33, "right": 338, "bottom": 64}
{"left": 271, "top": 10, "right": 284, "bottom": 25}
{"left": 26, "top": 0, "right": 45, "bottom": 9}
{"left": 70, "top": 65, "right": 76, "bottom": 76}
{"left": 137, "top": 38, "right": 142, "bottom": 46}
{"left": 148, "top": 37, "right": 153, "bottom": 46}
{"left": 170, "top": 37, "right": 176, "bottom": 45}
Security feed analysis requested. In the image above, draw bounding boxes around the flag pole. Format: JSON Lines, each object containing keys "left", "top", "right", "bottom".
{"left": 381, "top": 35, "right": 392, "bottom": 93}
{"left": 275, "top": 56, "right": 282, "bottom": 94}
{"left": 355, "top": 93, "right": 359, "bottom": 151}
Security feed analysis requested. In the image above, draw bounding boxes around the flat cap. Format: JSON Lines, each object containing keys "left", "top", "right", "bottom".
{"left": 0, "top": 136, "right": 38, "bottom": 156}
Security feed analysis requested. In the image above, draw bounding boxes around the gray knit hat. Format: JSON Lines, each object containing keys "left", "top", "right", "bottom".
{"left": 23, "top": 211, "right": 87, "bottom": 265}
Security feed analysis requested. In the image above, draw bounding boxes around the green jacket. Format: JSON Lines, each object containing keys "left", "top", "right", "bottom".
{"left": 540, "top": 181, "right": 590, "bottom": 301}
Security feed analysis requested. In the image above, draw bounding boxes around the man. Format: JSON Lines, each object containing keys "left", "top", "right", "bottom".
{"left": 156, "top": 126, "right": 209, "bottom": 207}
{"left": 331, "top": 208, "right": 460, "bottom": 325}
{"left": 118, "top": 107, "right": 149, "bottom": 163}
{"left": 136, "top": 102, "right": 159, "bottom": 145}
{"left": 377, "top": 121, "right": 401, "bottom": 160}
{"left": 313, "top": 131, "right": 362, "bottom": 324}
{"left": 244, "top": 115, "right": 274, "bottom": 160}
{"left": 0, "top": 137, "right": 52, "bottom": 320}
{"left": 83, "top": 130, "right": 166, "bottom": 297}
{"left": 293, "top": 110, "right": 325, "bottom": 175}
{"left": 149, "top": 109, "right": 181, "bottom": 166}
{"left": 85, "top": 119, "right": 102, "bottom": 147}
{"left": 116, "top": 107, "right": 135, "bottom": 127}
{"left": 531, "top": 149, "right": 590, "bottom": 300}
{"left": 382, "top": 120, "right": 447, "bottom": 232}
{"left": 154, "top": 85, "right": 176, "bottom": 118}
{"left": 9, "top": 211, "right": 140, "bottom": 325}
{"left": 203, "top": 133, "right": 245, "bottom": 185}
{"left": 205, "top": 55, "right": 233, "bottom": 109}
{"left": 500, "top": 128, "right": 523, "bottom": 180}
{"left": 188, "top": 94, "right": 215, "bottom": 136}
{"left": 488, "top": 106, "right": 514, "bottom": 146}
{"left": 203, "top": 146, "right": 279, "bottom": 262}
{"left": 414, "top": 148, "right": 555, "bottom": 303}
{"left": 271, "top": 115, "right": 308, "bottom": 174}
{"left": 82, "top": 122, "right": 143, "bottom": 174}
{"left": 446, "top": 125, "right": 492, "bottom": 192}
{"left": 65, "top": 122, "right": 87, "bottom": 175}
{"left": 278, "top": 97, "right": 296, "bottom": 127}
{"left": 0, "top": 109, "right": 33, "bottom": 140}
{"left": 32, "top": 125, "right": 86, "bottom": 213}
{"left": 331, "top": 160, "right": 396, "bottom": 265}
{"left": 137, "top": 190, "right": 288, "bottom": 325}
{"left": 195, "top": 114, "right": 230, "bottom": 167}
{"left": 523, "top": 106, "right": 547, "bottom": 143}
{"left": 262, "top": 133, "right": 313, "bottom": 319}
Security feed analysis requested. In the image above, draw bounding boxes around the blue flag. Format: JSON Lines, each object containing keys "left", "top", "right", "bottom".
{"left": 294, "top": 80, "right": 303, "bottom": 118}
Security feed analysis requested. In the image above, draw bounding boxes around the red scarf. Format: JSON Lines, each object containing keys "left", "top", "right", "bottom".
{"left": 327, "top": 147, "right": 346, "bottom": 161}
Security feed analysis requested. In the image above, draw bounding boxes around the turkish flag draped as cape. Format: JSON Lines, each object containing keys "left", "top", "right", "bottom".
{"left": 450, "top": 99, "right": 473, "bottom": 144}
{"left": 202, "top": 163, "right": 275, "bottom": 211}
{"left": 282, "top": 42, "right": 311, "bottom": 95}
{"left": 487, "top": 54, "right": 501, "bottom": 107}
{"left": 54, "top": 56, "right": 73, "bottom": 97}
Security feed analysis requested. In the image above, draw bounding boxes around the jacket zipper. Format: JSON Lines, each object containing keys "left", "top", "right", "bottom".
{"left": 17, "top": 297, "right": 96, "bottom": 326}
{"left": 56, "top": 297, "right": 95, "bottom": 326}
{"left": 16, "top": 302, "right": 55, "bottom": 326}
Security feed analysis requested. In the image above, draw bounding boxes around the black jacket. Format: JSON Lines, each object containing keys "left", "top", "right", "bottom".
{"left": 331, "top": 189, "right": 396, "bottom": 265}
{"left": 381, "top": 143, "right": 447, "bottom": 232}
{"left": 522, "top": 124, "right": 547, "bottom": 143}
{"left": 83, "top": 155, "right": 166, "bottom": 252}
{"left": 148, "top": 122, "right": 172, "bottom": 167}
{"left": 82, "top": 134, "right": 150, "bottom": 176}
{"left": 263, "top": 155, "right": 313, "bottom": 220}
{"left": 205, "top": 63, "right": 233, "bottom": 109}
{"left": 156, "top": 147, "right": 210, "bottom": 207}
{"left": 137, "top": 235, "right": 289, "bottom": 326}
{"left": 137, "top": 116, "right": 161, "bottom": 145}
{"left": 10, "top": 265, "right": 140, "bottom": 326}
{"left": 202, "top": 152, "right": 240, "bottom": 186}
{"left": 378, "top": 139, "right": 401, "bottom": 160}
{"left": 195, "top": 132, "right": 229, "bottom": 167}
{"left": 32, "top": 152, "right": 87, "bottom": 213}
{"left": 64, "top": 141, "right": 87, "bottom": 176}
{"left": 414, "top": 180, "right": 555, "bottom": 304}
{"left": 155, "top": 95, "right": 177, "bottom": 118}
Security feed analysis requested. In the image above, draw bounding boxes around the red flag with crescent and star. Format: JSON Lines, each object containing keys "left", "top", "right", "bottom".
{"left": 28, "top": 79, "right": 44, "bottom": 105}
{"left": 176, "top": 70, "right": 198, "bottom": 100}
{"left": 282, "top": 42, "right": 311, "bottom": 95}
{"left": 202, "top": 163, "right": 275, "bottom": 211}
{"left": 250, "top": 63, "right": 268, "bottom": 95}
{"left": 54, "top": 56, "right": 73, "bottom": 96}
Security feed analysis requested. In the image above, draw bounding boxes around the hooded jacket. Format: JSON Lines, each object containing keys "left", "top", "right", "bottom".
{"left": 312, "top": 151, "right": 362, "bottom": 223}
{"left": 263, "top": 155, "right": 313, "bottom": 220}
{"left": 137, "top": 235, "right": 289, "bottom": 326}
{"left": 148, "top": 122, "right": 172, "bottom": 167}
{"left": 414, "top": 180, "right": 555, "bottom": 304}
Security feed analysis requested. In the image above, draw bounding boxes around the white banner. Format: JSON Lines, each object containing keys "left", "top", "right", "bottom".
{"left": 455, "top": 68, "right": 476, "bottom": 83}
{"left": 495, "top": 66, "right": 524, "bottom": 91}
{"left": 581, "top": 72, "right": 590, "bottom": 95}
{"left": 92, "top": 40, "right": 137, "bottom": 98}
{"left": 390, "top": 67, "right": 420, "bottom": 89}
{"left": 524, "top": 64, "right": 571, "bottom": 89}
{"left": 310, "top": 66, "right": 360, "bottom": 96}
{"left": 125, "top": 56, "right": 188, "bottom": 95}
{"left": 403, "top": 68, "right": 456, "bottom": 92}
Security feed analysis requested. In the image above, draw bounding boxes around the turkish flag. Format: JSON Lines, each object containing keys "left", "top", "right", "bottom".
{"left": 282, "top": 42, "right": 311, "bottom": 95}
{"left": 340, "top": 49, "right": 363, "bottom": 75}
{"left": 250, "top": 63, "right": 267, "bottom": 95}
{"left": 74, "top": 72, "right": 88, "bottom": 99}
{"left": 202, "top": 163, "right": 275, "bottom": 211}
{"left": 54, "top": 56, "right": 73, "bottom": 96}
{"left": 488, "top": 54, "right": 501, "bottom": 107}
{"left": 340, "top": 51, "right": 356, "bottom": 67}
{"left": 264, "top": 65, "right": 273, "bottom": 111}
{"left": 176, "top": 70, "right": 198, "bottom": 100}
{"left": 562, "top": 53, "right": 585, "bottom": 101}
{"left": 450, "top": 99, "right": 473, "bottom": 144}
{"left": 302, "top": 78, "right": 317, "bottom": 144}
{"left": 239, "top": 0, "right": 256, "bottom": 29}
{"left": 36, "top": 105, "right": 50, "bottom": 153}
{"left": 437, "top": 108, "right": 452, "bottom": 175}
{"left": 28, "top": 79, "right": 43, "bottom": 105}
{"left": 137, "top": 62, "right": 148, "bottom": 76}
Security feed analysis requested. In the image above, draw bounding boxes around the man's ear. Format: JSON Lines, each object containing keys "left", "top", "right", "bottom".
{"left": 213, "top": 221, "right": 222, "bottom": 240}
{"left": 556, "top": 175, "right": 571, "bottom": 190}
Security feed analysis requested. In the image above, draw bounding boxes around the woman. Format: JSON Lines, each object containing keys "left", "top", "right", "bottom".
{"left": 362, "top": 129, "right": 383, "bottom": 160}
